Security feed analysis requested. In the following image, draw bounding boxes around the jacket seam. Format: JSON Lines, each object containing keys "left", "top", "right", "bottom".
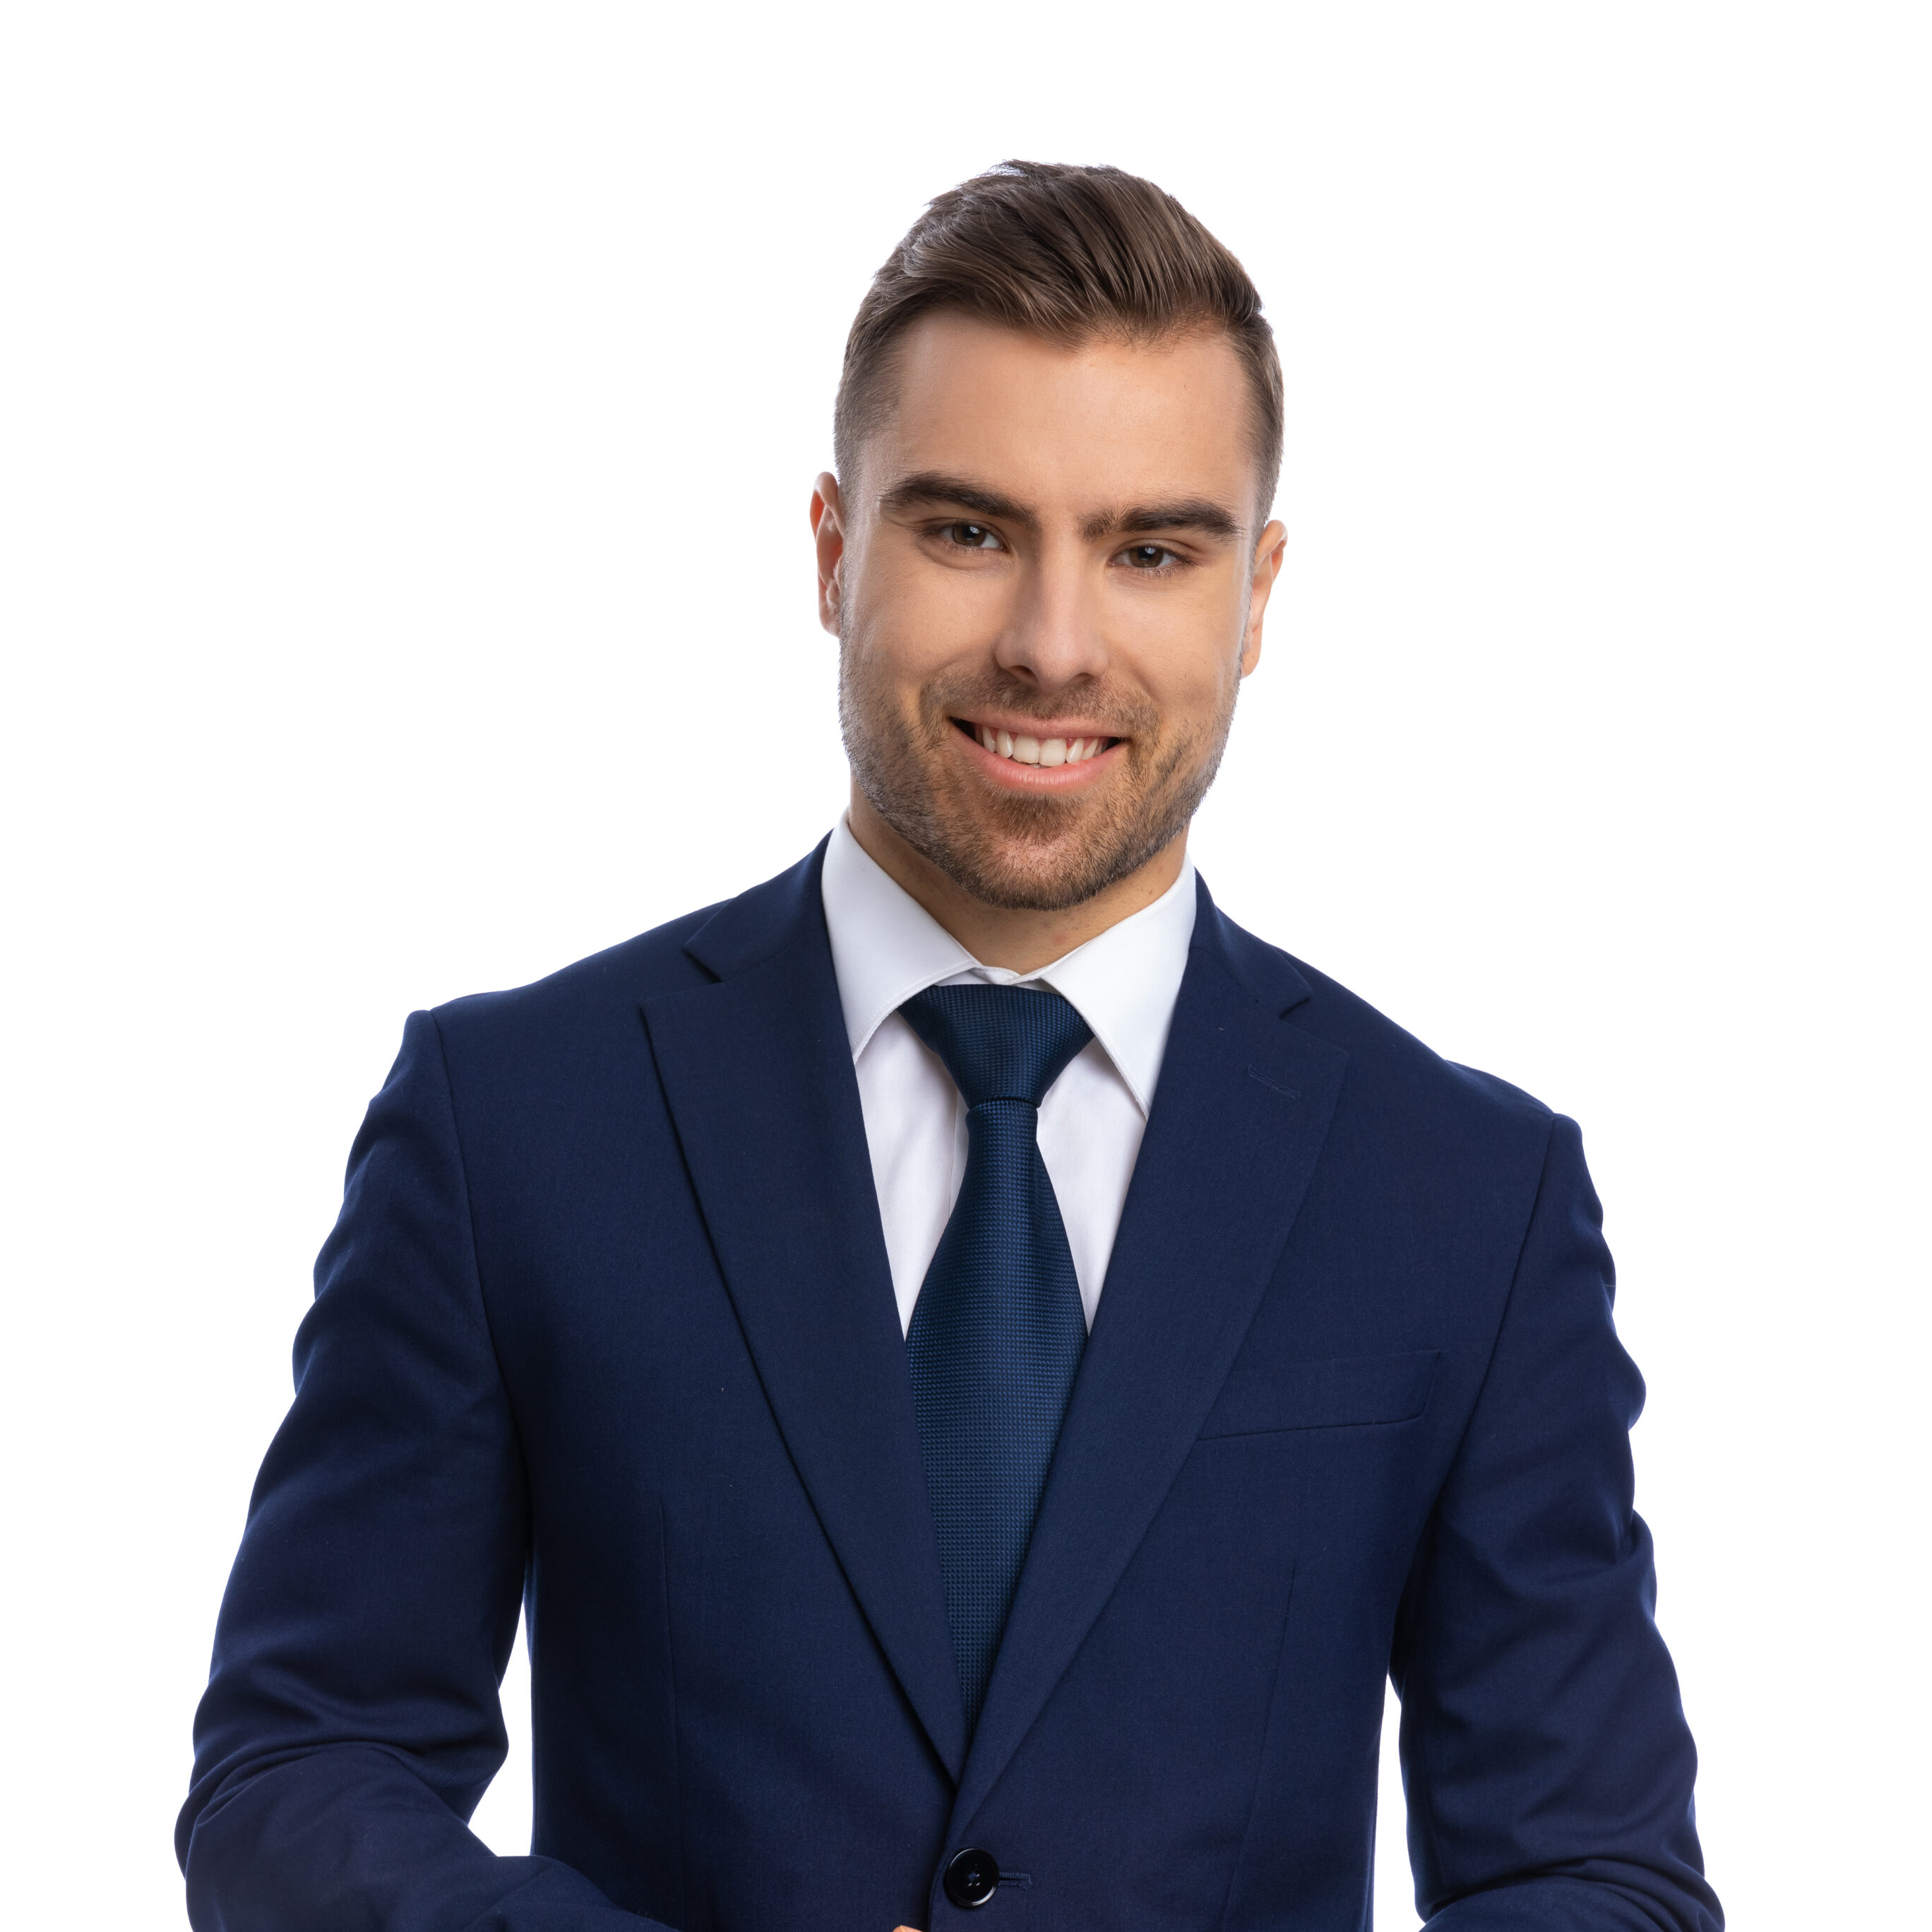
{"left": 424, "top": 1009, "right": 520, "bottom": 1399}
{"left": 1405, "top": 1108, "right": 1561, "bottom": 1902}
{"left": 423, "top": 1008, "right": 537, "bottom": 1813}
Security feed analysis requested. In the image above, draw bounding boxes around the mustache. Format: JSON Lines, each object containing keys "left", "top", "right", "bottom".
{"left": 916, "top": 672, "right": 1159, "bottom": 738}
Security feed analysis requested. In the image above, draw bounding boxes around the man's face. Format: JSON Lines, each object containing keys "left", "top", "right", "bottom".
{"left": 816, "top": 313, "right": 1285, "bottom": 912}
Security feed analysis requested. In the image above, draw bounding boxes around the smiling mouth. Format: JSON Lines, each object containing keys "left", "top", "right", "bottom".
{"left": 953, "top": 717, "right": 1121, "bottom": 768}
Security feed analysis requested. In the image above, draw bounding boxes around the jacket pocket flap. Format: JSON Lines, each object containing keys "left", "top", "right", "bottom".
{"left": 1198, "top": 1349, "right": 1442, "bottom": 1438}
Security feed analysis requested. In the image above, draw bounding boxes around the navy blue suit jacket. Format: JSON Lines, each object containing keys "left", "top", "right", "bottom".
{"left": 180, "top": 846, "right": 1719, "bottom": 1932}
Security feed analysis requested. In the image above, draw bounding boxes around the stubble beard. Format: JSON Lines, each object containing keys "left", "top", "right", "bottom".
{"left": 837, "top": 636, "right": 1238, "bottom": 913}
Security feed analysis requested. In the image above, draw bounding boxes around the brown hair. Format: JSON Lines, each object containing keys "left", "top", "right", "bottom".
{"left": 834, "top": 160, "right": 1283, "bottom": 524}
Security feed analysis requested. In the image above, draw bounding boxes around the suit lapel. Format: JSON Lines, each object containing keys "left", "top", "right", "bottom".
{"left": 952, "top": 881, "right": 1347, "bottom": 1827}
{"left": 640, "top": 846, "right": 968, "bottom": 1779}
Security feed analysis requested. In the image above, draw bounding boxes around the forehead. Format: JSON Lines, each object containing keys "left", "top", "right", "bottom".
{"left": 867, "top": 312, "right": 1258, "bottom": 520}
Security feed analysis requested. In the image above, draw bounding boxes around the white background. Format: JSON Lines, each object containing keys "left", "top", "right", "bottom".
{"left": 3, "top": 5, "right": 1926, "bottom": 1926}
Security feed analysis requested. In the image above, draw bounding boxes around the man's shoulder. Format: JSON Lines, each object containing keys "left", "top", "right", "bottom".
{"left": 423, "top": 897, "right": 739, "bottom": 1068}
{"left": 429, "top": 909, "right": 709, "bottom": 1048}
{"left": 422, "top": 844, "right": 824, "bottom": 1067}
{"left": 1209, "top": 903, "right": 1556, "bottom": 1150}
{"left": 1297, "top": 953, "right": 1551, "bottom": 1128}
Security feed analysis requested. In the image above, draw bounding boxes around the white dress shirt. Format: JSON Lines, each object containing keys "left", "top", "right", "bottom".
{"left": 820, "top": 816, "right": 1197, "bottom": 1335}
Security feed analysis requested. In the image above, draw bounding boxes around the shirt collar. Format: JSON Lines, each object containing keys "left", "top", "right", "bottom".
{"left": 820, "top": 816, "right": 1197, "bottom": 1117}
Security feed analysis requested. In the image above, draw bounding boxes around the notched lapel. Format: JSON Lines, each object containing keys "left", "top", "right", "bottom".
{"left": 640, "top": 852, "right": 967, "bottom": 1779}
{"left": 953, "top": 889, "right": 1347, "bottom": 1826}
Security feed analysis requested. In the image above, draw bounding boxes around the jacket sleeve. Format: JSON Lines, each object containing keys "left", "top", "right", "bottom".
{"left": 178, "top": 1012, "right": 661, "bottom": 1931}
{"left": 1390, "top": 1115, "right": 1723, "bottom": 1931}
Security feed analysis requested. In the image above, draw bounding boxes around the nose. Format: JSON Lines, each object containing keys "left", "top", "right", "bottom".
{"left": 993, "top": 538, "right": 1109, "bottom": 692}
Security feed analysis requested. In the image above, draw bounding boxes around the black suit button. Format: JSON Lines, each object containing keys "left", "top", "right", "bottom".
{"left": 943, "top": 1847, "right": 1000, "bottom": 1909}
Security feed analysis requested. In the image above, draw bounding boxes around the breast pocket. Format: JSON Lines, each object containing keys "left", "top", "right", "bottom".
{"left": 1197, "top": 1349, "right": 1442, "bottom": 1438}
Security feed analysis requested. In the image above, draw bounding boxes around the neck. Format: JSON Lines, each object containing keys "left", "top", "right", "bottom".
{"left": 846, "top": 784, "right": 1188, "bottom": 974}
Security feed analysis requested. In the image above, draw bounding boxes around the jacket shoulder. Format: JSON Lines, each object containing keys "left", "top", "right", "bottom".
{"left": 421, "top": 842, "right": 830, "bottom": 1067}
{"left": 427, "top": 898, "right": 727, "bottom": 1058}
{"left": 1211, "top": 906, "right": 1556, "bottom": 1143}
{"left": 1304, "top": 955, "right": 1549, "bottom": 1125}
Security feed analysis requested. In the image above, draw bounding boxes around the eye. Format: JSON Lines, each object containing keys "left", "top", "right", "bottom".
{"left": 939, "top": 521, "right": 1004, "bottom": 550}
{"left": 1119, "top": 542, "right": 1179, "bottom": 571}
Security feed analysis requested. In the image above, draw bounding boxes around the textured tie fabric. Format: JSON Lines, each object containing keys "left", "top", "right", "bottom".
{"left": 899, "top": 982, "right": 1094, "bottom": 1731}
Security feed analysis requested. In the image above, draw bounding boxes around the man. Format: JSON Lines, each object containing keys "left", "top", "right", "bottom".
{"left": 181, "top": 162, "right": 1721, "bottom": 1932}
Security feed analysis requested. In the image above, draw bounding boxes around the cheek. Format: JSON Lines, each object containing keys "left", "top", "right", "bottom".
{"left": 1111, "top": 589, "right": 1246, "bottom": 713}
{"left": 850, "top": 554, "right": 1002, "bottom": 679}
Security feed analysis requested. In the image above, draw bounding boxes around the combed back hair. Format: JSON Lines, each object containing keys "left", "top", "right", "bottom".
{"left": 834, "top": 160, "right": 1284, "bottom": 526}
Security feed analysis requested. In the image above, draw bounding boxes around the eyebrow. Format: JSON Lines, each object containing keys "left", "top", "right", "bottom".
{"left": 876, "top": 472, "right": 1040, "bottom": 532}
{"left": 1087, "top": 499, "right": 1243, "bottom": 543}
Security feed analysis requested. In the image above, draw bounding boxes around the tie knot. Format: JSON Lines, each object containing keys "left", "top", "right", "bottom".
{"left": 900, "top": 983, "right": 1094, "bottom": 1111}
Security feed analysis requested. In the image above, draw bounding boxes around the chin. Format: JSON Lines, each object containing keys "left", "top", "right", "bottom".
{"left": 923, "top": 821, "right": 1162, "bottom": 914}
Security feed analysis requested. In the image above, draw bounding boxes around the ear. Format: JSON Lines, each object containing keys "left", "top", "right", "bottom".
{"left": 811, "top": 472, "right": 846, "bottom": 636}
{"left": 1240, "top": 519, "right": 1287, "bottom": 676}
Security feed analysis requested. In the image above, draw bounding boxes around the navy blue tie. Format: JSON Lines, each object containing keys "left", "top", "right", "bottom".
{"left": 900, "top": 983, "right": 1093, "bottom": 1730}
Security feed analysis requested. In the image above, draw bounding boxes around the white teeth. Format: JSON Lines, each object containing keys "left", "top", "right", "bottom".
{"left": 971, "top": 724, "right": 1112, "bottom": 765}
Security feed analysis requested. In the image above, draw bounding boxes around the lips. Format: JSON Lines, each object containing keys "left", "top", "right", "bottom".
{"left": 958, "top": 720, "right": 1117, "bottom": 768}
